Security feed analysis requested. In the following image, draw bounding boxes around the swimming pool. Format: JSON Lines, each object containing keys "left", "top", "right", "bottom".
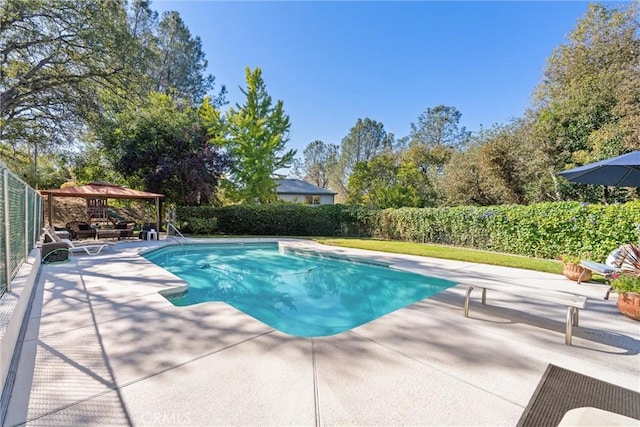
{"left": 144, "top": 243, "right": 455, "bottom": 337}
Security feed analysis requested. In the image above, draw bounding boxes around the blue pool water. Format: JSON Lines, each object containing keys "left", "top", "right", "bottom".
{"left": 144, "top": 243, "right": 455, "bottom": 337}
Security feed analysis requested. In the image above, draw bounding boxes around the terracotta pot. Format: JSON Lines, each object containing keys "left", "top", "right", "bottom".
{"left": 563, "top": 263, "right": 591, "bottom": 282}
{"left": 617, "top": 292, "right": 640, "bottom": 321}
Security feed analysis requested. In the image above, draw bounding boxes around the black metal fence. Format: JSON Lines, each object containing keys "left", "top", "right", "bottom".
{"left": 0, "top": 162, "right": 42, "bottom": 296}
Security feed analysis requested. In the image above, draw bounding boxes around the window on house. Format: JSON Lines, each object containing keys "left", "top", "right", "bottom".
{"left": 305, "top": 195, "right": 321, "bottom": 205}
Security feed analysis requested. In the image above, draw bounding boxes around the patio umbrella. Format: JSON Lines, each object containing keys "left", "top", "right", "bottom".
{"left": 559, "top": 151, "right": 640, "bottom": 187}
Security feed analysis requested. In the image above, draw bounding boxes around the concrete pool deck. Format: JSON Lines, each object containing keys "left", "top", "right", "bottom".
{"left": 3, "top": 238, "right": 639, "bottom": 426}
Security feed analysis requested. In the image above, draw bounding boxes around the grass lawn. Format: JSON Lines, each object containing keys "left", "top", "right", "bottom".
{"left": 314, "top": 237, "right": 565, "bottom": 274}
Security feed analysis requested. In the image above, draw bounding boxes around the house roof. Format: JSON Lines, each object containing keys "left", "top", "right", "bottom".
{"left": 276, "top": 179, "right": 336, "bottom": 195}
{"left": 39, "top": 182, "right": 164, "bottom": 200}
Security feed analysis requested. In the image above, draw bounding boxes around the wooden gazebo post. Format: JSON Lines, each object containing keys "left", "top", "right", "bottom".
{"left": 47, "top": 194, "right": 54, "bottom": 226}
{"left": 155, "top": 197, "right": 162, "bottom": 232}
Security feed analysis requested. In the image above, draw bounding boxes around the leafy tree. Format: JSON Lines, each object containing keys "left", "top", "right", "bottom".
{"left": 532, "top": 2, "right": 640, "bottom": 199}
{"left": 70, "top": 141, "right": 127, "bottom": 186}
{"left": 440, "top": 124, "right": 541, "bottom": 206}
{"left": 475, "top": 126, "right": 529, "bottom": 205}
{"left": 347, "top": 152, "right": 434, "bottom": 208}
{"left": 0, "top": 0, "right": 140, "bottom": 167}
{"left": 100, "top": 93, "right": 230, "bottom": 205}
{"left": 439, "top": 146, "right": 488, "bottom": 206}
{"left": 3, "top": 152, "right": 70, "bottom": 190}
{"left": 398, "top": 143, "right": 451, "bottom": 204}
{"left": 335, "top": 118, "right": 394, "bottom": 200}
{"left": 410, "top": 105, "right": 471, "bottom": 150}
{"left": 212, "top": 67, "right": 296, "bottom": 204}
{"left": 1, "top": 0, "right": 224, "bottom": 189}
{"left": 291, "top": 140, "right": 339, "bottom": 188}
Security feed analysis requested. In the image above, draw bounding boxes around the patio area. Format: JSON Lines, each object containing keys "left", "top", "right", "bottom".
{"left": 3, "top": 238, "right": 639, "bottom": 426}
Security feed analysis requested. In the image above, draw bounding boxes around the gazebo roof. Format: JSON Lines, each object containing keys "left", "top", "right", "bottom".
{"left": 39, "top": 182, "right": 164, "bottom": 200}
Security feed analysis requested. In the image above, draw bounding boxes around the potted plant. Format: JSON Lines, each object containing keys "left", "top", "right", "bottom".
{"left": 610, "top": 272, "right": 640, "bottom": 321}
{"left": 560, "top": 254, "right": 591, "bottom": 282}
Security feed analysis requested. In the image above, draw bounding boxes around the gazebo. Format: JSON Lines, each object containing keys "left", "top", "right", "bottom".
{"left": 39, "top": 182, "right": 164, "bottom": 232}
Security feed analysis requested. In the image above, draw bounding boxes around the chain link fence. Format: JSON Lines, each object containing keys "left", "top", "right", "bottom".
{"left": 0, "top": 162, "right": 42, "bottom": 297}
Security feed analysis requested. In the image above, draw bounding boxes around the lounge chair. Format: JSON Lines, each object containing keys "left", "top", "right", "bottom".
{"left": 579, "top": 243, "right": 640, "bottom": 299}
{"left": 42, "top": 227, "right": 108, "bottom": 255}
{"left": 43, "top": 227, "right": 71, "bottom": 242}
{"left": 577, "top": 261, "right": 619, "bottom": 284}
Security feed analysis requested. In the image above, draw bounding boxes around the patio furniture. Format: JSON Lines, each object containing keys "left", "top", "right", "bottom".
{"left": 141, "top": 229, "right": 158, "bottom": 240}
{"left": 43, "top": 228, "right": 71, "bottom": 243}
{"left": 578, "top": 261, "right": 618, "bottom": 300}
{"left": 577, "top": 261, "right": 619, "bottom": 284}
{"left": 43, "top": 227, "right": 108, "bottom": 255}
{"left": 40, "top": 183, "right": 164, "bottom": 235}
{"left": 463, "top": 282, "right": 587, "bottom": 345}
{"left": 115, "top": 221, "right": 136, "bottom": 239}
{"left": 139, "top": 224, "right": 158, "bottom": 240}
{"left": 578, "top": 244, "right": 640, "bottom": 299}
{"left": 41, "top": 242, "right": 71, "bottom": 263}
{"left": 96, "top": 229, "right": 122, "bottom": 240}
{"left": 65, "top": 221, "right": 97, "bottom": 240}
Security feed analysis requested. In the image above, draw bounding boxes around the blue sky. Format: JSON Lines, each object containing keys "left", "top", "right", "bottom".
{"left": 151, "top": 1, "right": 598, "bottom": 162}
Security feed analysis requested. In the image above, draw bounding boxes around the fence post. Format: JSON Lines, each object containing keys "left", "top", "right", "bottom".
{"left": 32, "top": 191, "right": 38, "bottom": 247}
{"left": 3, "top": 169, "right": 10, "bottom": 292}
{"left": 24, "top": 186, "right": 28, "bottom": 259}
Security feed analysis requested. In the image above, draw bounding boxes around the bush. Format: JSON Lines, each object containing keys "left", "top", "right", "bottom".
{"left": 176, "top": 204, "right": 376, "bottom": 237}
{"left": 373, "top": 201, "right": 640, "bottom": 259}
{"left": 187, "top": 217, "right": 218, "bottom": 235}
{"left": 176, "top": 201, "right": 640, "bottom": 260}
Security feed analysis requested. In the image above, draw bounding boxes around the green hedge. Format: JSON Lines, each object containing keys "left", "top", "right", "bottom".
{"left": 176, "top": 204, "right": 376, "bottom": 237}
{"left": 373, "top": 201, "right": 640, "bottom": 259}
{"left": 176, "top": 201, "right": 640, "bottom": 260}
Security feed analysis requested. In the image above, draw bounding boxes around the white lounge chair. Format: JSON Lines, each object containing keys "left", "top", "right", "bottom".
{"left": 578, "top": 243, "right": 640, "bottom": 299}
{"left": 577, "top": 260, "right": 619, "bottom": 283}
{"left": 42, "top": 227, "right": 108, "bottom": 255}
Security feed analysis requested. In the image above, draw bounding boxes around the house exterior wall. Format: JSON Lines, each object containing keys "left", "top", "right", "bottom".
{"left": 318, "top": 195, "right": 334, "bottom": 204}
{"left": 277, "top": 194, "right": 335, "bottom": 205}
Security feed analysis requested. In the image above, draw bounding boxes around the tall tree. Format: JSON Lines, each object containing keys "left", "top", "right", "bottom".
{"left": 409, "top": 105, "right": 471, "bottom": 149}
{"left": 335, "top": 118, "right": 393, "bottom": 200}
{"left": 404, "top": 104, "right": 471, "bottom": 186}
{"left": 212, "top": 67, "right": 296, "bottom": 204}
{"left": 127, "top": 0, "right": 159, "bottom": 91}
{"left": 532, "top": 2, "right": 640, "bottom": 199}
{"left": 291, "top": 140, "right": 338, "bottom": 188}
{"left": 152, "top": 11, "right": 224, "bottom": 105}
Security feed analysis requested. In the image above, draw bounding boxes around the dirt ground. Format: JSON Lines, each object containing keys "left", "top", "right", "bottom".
{"left": 44, "top": 197, "right": 150, "bottom": 228}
